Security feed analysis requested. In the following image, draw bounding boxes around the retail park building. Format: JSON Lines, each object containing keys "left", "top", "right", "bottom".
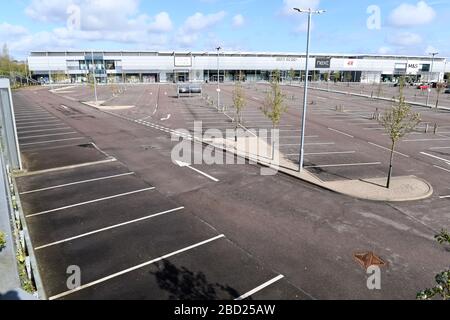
{"left": 28, "top": 51, "right": 450, "bottom": 84}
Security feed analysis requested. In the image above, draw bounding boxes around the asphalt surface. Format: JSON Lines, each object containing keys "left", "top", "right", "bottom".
{"left": 11, "top": 84, "right": 450, "bottom": 300}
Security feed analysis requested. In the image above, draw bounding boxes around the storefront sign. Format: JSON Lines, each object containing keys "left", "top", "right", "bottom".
{"left": 315, "top": 57, "right": 331, "bottom": 69}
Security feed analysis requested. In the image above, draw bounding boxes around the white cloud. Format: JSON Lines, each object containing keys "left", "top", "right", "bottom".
{"left": 387, "top": 31, "right": 423, "bottom": 47}
{"left": 176, "top": 11, "right": 226, "bottom": 47}
{"left": 281, "top": 0, "right": 321, "bottom": 16}
{"left": 0, "top": 23, "right": 28, "bottom": 37}
{"left": 182, "top": 11, "right": 226, "bottom": 33}
{"left": 232, "top": 14, "right": 245, "bottom": 28}
{"left": 389, "top": 1, "right": 436, "bottom": 27}
{"left": 378, "top": 46, "right": 392, "bottom": 55}
{"left": 148, "top": 12, "right": 173, "bottom": 33}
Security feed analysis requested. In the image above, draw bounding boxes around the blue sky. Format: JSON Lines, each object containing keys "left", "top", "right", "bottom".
{"left": 0, "top": 0, "right": 449, "bottom": 59}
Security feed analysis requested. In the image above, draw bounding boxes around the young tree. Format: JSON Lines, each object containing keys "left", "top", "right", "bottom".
{"left": 417, "top": 229, "right": 450, "bottom": 300}
{"left": 288, "top": 68, "right": 296, "bottom": 85}
{"left": 233, "top": 72, "right": 246, "bottom": 142}
{"left": 261, "top": 70, "right": 287, "bottom": 159}
{"left": 379, "top": 78, "right": 421, "bottom": 188}
{"left": 435, "top": 82, "right": 446, "bottom": 109}
{"left": 323, "top": 73, "right": 330, "bottom": 82}
{"left": 333, "top": 71, "right": 340, "bottom": 83}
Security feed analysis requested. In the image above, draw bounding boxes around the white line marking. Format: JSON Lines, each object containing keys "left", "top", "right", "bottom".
{"left": 21, "top": 137, "right": 85, "bottom": 146}
{"left": 430, "top": 146, "right": 450, "bottom": 150}
{"left": 16, "top": 117, "right": 56, "bottom": 122}
{"left": 280, "top": 143, "right": 335, "bottom": 147}
{"left": 305, "top": 162, "right": 381, "bottom": 169}
{"left": 26, "top": 187, "right": 155, "bottom": 218}
{"left": 420, "top": 152, "right": 450, "bottom": 164}
{"left": 48, "top": 234, "right": 225, "bottom": 300}
{"left": 18, "top": 127, "right": 72, "bottom": 134}
{"left": 440, "top": 195, "right": 450, "bottom": 199}
{"left": 17, "top": 124, "right": 68, "bottom": 130}
{"left": 15, "top": 120, "right": 61, "bottom": 125}
{"left": 405, "top": 138, "right": 450, "bottom": 142}
{"left": 304, "top": 151, "right": 356, "bottom": 156}
{"left": 19, "top": 132, "right": 78, "bottom": 140}
{"left": 35, "top": 207, "right": 185, "bottom": 250}
{"left": 175, "top": 161, "right": 219, "bottom": 182}
{"left": 368, "top": 142, "right": 409, "bottom": 158}
{"left": 20, "top": 172, "right": 135, "bottom": 195}
{"left": 328, "top": 128, "right": 354, "bottom": 138}
{"left": 235, "top": 275, "right": 285, "bottom": 301}
{"left": 434, "top": 165, "right": 450, "bottom": 173}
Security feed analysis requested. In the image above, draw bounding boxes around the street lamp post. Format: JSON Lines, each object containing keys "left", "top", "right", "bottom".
{"left": 426, "top": 52, "right": 438, "bottom": 108}
{"left": 294, "top": 8, "right": 326, "bottom": 172}
{"left": 216, "top": 46, "right": 222, "bottom": 111}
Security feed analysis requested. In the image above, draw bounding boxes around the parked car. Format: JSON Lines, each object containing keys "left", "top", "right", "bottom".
{"left": 445, "top": 88, "right": 450, "bottom": 94}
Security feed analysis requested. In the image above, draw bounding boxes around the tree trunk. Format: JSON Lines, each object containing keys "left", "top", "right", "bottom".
{"left": 387, "top": 141, "right": 396, "bottom": 189}
{"left": 271, "top": 125, "right": 276, "bottom": 160}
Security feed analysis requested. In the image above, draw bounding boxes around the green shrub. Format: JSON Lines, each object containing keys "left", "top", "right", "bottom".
{"left": 0, "top": 231, "right": 6, "bottom": 250}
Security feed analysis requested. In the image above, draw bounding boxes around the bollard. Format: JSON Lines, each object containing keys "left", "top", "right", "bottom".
{"left": 425, "top": 124, "right": 429, "bottom": 133}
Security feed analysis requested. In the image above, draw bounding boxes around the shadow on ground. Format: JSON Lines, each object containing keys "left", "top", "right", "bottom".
{"left": 151, "top": 260, "right": 244, "bottom": 300}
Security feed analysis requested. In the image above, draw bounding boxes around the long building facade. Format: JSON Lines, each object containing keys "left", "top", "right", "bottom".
{"left": 28, "top": 51, "right": 450, "bottom": 85}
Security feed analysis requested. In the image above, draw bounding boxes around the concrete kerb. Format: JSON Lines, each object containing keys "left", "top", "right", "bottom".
{"left": 206, "top": 136, "right": 434, "bottom": 202}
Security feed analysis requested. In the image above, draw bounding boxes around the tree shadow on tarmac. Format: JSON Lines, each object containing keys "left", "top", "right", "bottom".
{"left": 150, "top": 260, "right": 243, "bottom": 300}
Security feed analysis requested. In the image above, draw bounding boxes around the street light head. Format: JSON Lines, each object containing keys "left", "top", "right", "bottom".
{"left": 293, "top": 8, "right": 326, "bottom": 14}
{"left": 216, "top": 46, "right": 222, "bottom": 51}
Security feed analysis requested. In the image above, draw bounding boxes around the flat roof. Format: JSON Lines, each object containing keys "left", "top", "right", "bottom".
{"left": 29, "top": 51, "right": 448, "bottom": 60}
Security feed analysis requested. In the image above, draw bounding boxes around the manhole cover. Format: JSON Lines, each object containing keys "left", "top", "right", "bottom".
{"left": 353, "top": 252, "right": 386, "bottom": 269}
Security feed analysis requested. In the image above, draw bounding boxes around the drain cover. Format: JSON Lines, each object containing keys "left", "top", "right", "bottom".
{"left": 353, "top": 252, "right": 386, "bottom": 269}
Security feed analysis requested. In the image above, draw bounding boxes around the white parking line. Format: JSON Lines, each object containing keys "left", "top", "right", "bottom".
{"left": 20, "top": 172, "right": 136, "bottom": 195}
{"left": 434, "top": 165, "right": 450, "bottom": 173}
{"left": 26, "top": 187, "right": 156, "bottom": 218}
{"left": 404, "top": 138, "right": 450, "bottom": 142}
{"left": 19, "top": 132, "right": 78, "bottom": 140}
{"left": 15, "top": 120, "right": 61, "bottom": 125}
{"left": 235, "top": 275, "right": 285, "bottom": 301}
{"left": 304, "top": 151, "right": 356, "bottom": 156}
{"left": 420, "top": 152, "right": 450, "bottom": 164}
{"left": 430, "top": 146, "right": 450, "bottom": 150}
{"left": 21, "top": 137, "right": 85, "bottom": 146}
{"left": 18, "top": 127, "right": 72, "bottom": 134}
{"left": 368, "top": 142, "right": 409, "bottom": 158}
{"left": 280, "top": 142, "right": 335, "bottom": 147}
{"left": 305, "top": 162, "right": 381, "bottom": 169}
{"left": 16, "top": 117, "right": 56, "bottom": 122}
{"left": 35, "top": 207, "right": 185, "bottom": 250}
{"left": 17, "top": 123, "right": 67, "bottom": 129}
{"left": 48, "top": 234, "right": 226, "bottom": 300}
{"left": 328, "top": 128, "right": 354, "bottom": 138}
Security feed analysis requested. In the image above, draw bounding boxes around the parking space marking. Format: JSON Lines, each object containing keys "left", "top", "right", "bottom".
{"left": 17, "top": 124, "right": 68, "bottom": 130}
{"left": 35, "top": 207, "right": 185, "bottom": 250}
{"left": 420, "top": 152, "right": 450, "bottom": 164}
{"left": 16, "top": 117, "right": 56, "bottom": 122}
{"left": 439, "top": 195, "right": 450, "bottom": 199}
{"left": 20, "top": 172, "right": 136, "bottom": 195}
{"left": 328, "top": 128, "right": 354, "bottom": 138}
{"left": 16, "top": 120, "right": 61, "bottom": 125}
{"left": 430, "top": 146, "right": 450, "bottom": 150}
{"left": 26, "top": 187, "right": 156, "bottom": 218}
{"left": 18, "top": 128, "right": 72, "bottom": 134}
{"left": 368, "top": 142, "right": 409, "bottom": 158}
{"left": 19, "top": 132, "right": 78, "bottom": 140}
{"left": 305, "top": 162, "right": 381, "bottom": 169}
{"left": 21, "top": 137, "right": 86, "bottom": 146}
{"left": 434, "top": 165, "right": 450, "bottom": 173}
{"left": 48, "top": 234, "right": 226, "bottom": 300}
{"left": 304, "top": 151, "right": 356, "bottom": 156}
{"left": 404, "top": 138, "right": 450, "bottom": 142}
{"left": 235, "top": 275, "right": 285, "bottom": 301}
